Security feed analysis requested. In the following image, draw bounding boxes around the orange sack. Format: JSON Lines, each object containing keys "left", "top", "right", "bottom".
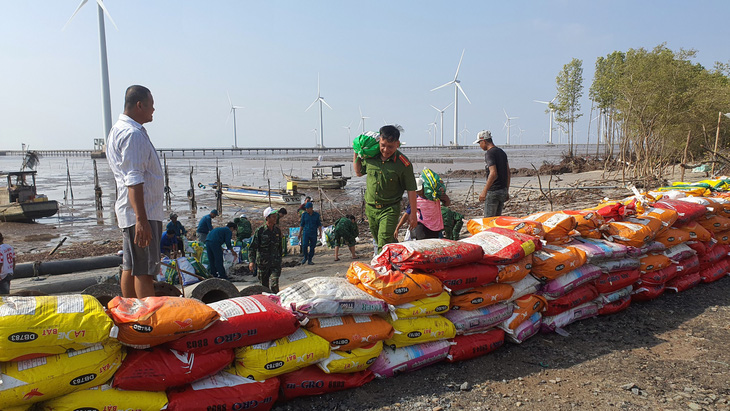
{"left": 107, "top": 296, "right": 220, "bottom": 349}
{"left": 639, "top": 252, "right": 672, "bottom": 273}
{"left": 346, "top": 262, "right": 443, "bottom": 305}
{"left": 304, "top": 315, "right": 394, "bottom": 351}
{"left": 698, "top": 214, "right": 730, "bottom": 233}
{"left": 714, "top": 229, "right": 730, "bottom": 245}
{"left": 653, "top": 226, "right": 689, "bottom": 248}
{"left": 501, "top": 294, "right": 547, "bottom": 331}
{"left": 677, "top": 221, "right": 713, "bottom": 242}
{"left": 562, "top": 210, "right": 605, "bottom": 239}
{"left": 467, "top": 216, "right": 545, "bottom": 239}
{"left": 638, "top": 207, "right": 678, "bottom": 230}
{"left": 523, "top": 212, "right": 576, "bottom": 244}
{"left": 496, "top": 255, "right": 533, "bottom": 283}
{"left": 603, "top": 220, "right": 655, "bottom": 248}
{"left": 531, "top": 245, "right": 586, "bottom": 281}
{"left": 450, "top": 284, "right": 514, "bottom": 311}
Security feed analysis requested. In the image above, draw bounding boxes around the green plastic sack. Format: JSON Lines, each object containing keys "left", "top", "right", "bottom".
{"left": 421, "top": 168, "right": 446, "bottom": 200}
{"left": 353, "top": 133, "right": 380, "bottom": 159}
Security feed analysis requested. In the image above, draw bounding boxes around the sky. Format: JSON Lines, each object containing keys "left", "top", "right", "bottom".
{"left": 1, "top": 1, "right": 729, "bottom": 150}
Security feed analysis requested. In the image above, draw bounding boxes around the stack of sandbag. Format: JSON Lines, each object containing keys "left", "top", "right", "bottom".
{"left": 0, "top": 295, "right": 127, "bottom": 409}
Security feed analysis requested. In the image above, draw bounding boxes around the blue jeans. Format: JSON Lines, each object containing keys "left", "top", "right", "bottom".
{"left": 301, "top": 234, "right": 317, "bottom": 262}
{"left": 484, "top": 188, "right": 509, "bottom": 217}
{"left": 205, "top": 242, "right": 228, "bottom": 279}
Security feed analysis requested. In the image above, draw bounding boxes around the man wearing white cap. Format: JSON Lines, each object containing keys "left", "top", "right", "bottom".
{"left": 474, "top": 130, "right": 510, "bottom": 217}
{"left": 249, "top": 207, "right": 283, "bottom": 293}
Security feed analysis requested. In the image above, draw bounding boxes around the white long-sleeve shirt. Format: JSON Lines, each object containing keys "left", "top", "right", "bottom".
{"left": 106, "top": 114, "right": 165, "bottom": 229}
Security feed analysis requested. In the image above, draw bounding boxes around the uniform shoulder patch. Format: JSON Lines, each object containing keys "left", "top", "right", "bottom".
{"left": 398, "top": 154, "right": 411, "bottom": 167}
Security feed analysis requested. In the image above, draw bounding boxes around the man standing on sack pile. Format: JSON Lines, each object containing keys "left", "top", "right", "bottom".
{"left": 197, "top": 209, "right": 218, "bottom": 242}
{"left": 353, "top": 125, "right": 417, "bottom": 253}
{"left": 106, "top": 85, "right": 163, "bottom": 299}
{"left": 475, "top": 130, "right": 511, "bottom": 217}
{"left": 249, "top": 207, "right": 282, "bottom": 293}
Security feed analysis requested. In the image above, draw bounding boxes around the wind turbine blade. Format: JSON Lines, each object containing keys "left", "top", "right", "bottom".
{"left": 225, "top": 108, "right": 232, "bottom": 125}
{"left": 95, "top": 0, "right": 118, "bottom": 30}
{"left": 454, "top": 49, "right": 465, "bottom": 80}
{"left": 321, "top": 98, "right": 333, "bottom": 110}
{"left": 62, "top": 0, "right": 88, "bottom": 31}
{"left": 533, "top": 100, "right": 549, "bottom": 104}
{"left": 233, "top": 106, "right": 245, "bottom": 109}
{"left": 227, "top": 92, "right": 232, "bottom": 107}
{"left": 550, "top": 97, "right": 557, "bottom": 103}
{"left": 444, "top": 102, "right": 453, "bottom": 110}
{"left": 305, "top": 98, "right": 318, "bottom": 112}
{"left": 456, "top": 83, "right": 471, "bottom": 104}
{"left": 430, "top": 81, "right": 452, "bottom": 92}
{"left": 430, "top": 105, "right": 441, "bottom": 112}
{"left": 317, "top": 74, "right": 320, "bottom": 96}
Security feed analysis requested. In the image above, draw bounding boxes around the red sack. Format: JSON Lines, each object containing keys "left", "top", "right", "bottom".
{"left": 639, "top": 264, "right": 677, "bottom": 286}
{"left": 676, "top": 255, "right": 700, "bottom": 275}
{"left": 460, "top": 227, "right": 541, "bottom": 265}
{"left": 167, "top": 371, "right": 279, "bottom": 411}
{"left": 654, "top": 199, "right": 707, "bottom": 224}
{"left": 278, "top": 365, "right": 375, "bottom": 401}
{"left": 430, "top": 263, "right": 499, "bottom": 291}
{"left": 543, "top": 284, "right": 599, "bottom": 317}
{"left": 594, "top": 269, "right": 640, "bottom": 294}
{"left": 374, "top": 239, "right": 483, "bottom": 271}
{"left": 445, "top": 329, "right": 505, "bottom": 363}
{"left": 598, "top": 295, "right": 631, "bottom": 315}
{"left": 684, "top": 240, "right": 709, "bottom": 256}
{"left": 700, "top": 259, "right": 729, "bottom": 283}
{"left": 666, "top": 271, "right": 701, "bottom": 292}
{"left": 584, "top": 202, "right": 627, "bottom": 222}
{"left": 631, "top": 283, "right": 665, "bottom": 302}
{"left": 699, "top": 243, "right": 728, "bottom": 265}
{"left": 113, "top": 346, "right": 235, "bottom": 391}
{"left": 168, "top": 295, "right": 299, "bottom": 354}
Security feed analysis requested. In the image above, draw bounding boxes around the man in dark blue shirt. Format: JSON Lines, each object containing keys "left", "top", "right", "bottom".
{"left": 205, "top": 222, "right": 237, "bottom": 280}
{"left": 196, "top": 209, "right": 218, "bottom": 242}
{"left": 160, "top": 228, "right": 178, "bottom": 257}
{"left": 298, "top": 202, "right": 322, "bottom": 265}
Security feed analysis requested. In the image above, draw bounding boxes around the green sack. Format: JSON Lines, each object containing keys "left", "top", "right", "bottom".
{"left": 353, "top": 133, "right": 380, "bottom": 159}
{"left": 420, "top": 168, "right": 446, "bottom": 201}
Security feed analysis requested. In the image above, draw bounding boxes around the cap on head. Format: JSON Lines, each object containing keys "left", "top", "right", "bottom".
{"left": 473, "top": 130, "right": 492, "bottom": 144}
{"left": 305, "top": 202, "right": 313, "bottom": 209}
{"left": 415, "top": 177, "right": 424, "bottom": 191}
{"left": 210, "top": 209, "right": 219, "bottom": 216}
{"left": 239, "top": 213, "right": 246, "bottom": 219}
{"left": 169, "top": 213, "right": 178, "bottom": 219}
{"left": 263, "top": 207, "right": 278, "bottom": 219}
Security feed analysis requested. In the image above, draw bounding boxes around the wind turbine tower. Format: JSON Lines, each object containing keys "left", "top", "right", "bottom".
{"left": 358, "top": 107, "right": 369, "bottom": 134}
{"left": 305, "top": 75, "right": 332, "bottom": 148}
{"left": 534, "top": 97, "right": 556, "bottom": 144}
{"left": 227, "top": 92, "right": 244, "bottom": 148}
{"left": 64, "top": 0, "right": 117, "bottom": 142}
{"left": 431, "top": 103, "right": 453, "bottom": 147}
{"left": 503, "top": 109, "right": 518, "bottom": 145}
{"left": 431, "top": 49, "right": 471, "bottom": 146}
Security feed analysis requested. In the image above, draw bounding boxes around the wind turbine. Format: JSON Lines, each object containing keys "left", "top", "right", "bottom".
{"left": 517, "top": 127, "right": 525, "bottom": 145}
{"left": 64, "top": 0, "right": 117, "bottom": 143}
{"left": 427, "top": 121, "right": 438, "bottom": 146}
{"left": 503, "top": 109, "right": 518, "bottom": 145}
{"left": 343, "top": 122, "right": 352, "bottom": 145}
{"left": 310, "top": 128, "right": 318, "bottom": 146}
{"left": 305, "top": 75, "right": 332, "bottom": 148}
{"left": 534, "top": 97, "right": 556, "bottom": 144}
{"left": 226, "top": 92, "right": 244, "bottom": 148}
{"left": 357, "top": 106, "right": 370, "bottom": 134}
{"left": 459, "top": 123, "right": 471, "bottom": 142}
{"left": 431, "top": 49, "right": 471, "bottom": 146}
{"left": 431, "top": 103, "right": 453, "bottom": 147}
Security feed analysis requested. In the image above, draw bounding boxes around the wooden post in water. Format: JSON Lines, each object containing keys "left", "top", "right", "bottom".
{"left": 164, "top": 155, "right": 171, "bottom": 208}
{"left": 93, "top": 160, "right": 103, "bottom": 210}
{"left": 216, "top": 161, "right": 223, "bottom": 213}
{"left": 267, "top": 179, "right": 272, "bottom": 208}
{"left": 681, "top": 130, "right": 691, "bottom": 182}
{"left": 188, "top": 166, "right": 197, "bottom": 212}
{"left": 64, "top": 158, "right": 74, "bottom": 202}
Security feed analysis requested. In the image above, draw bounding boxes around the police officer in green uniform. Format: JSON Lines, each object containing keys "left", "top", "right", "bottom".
{"left": 248, "top": 207, "right": 283, "bottom": 293}
{"left": 353, "top": 125, "right": 418, "bottom": 252}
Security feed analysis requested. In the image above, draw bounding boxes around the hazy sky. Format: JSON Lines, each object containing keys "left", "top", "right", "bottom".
{"left": 1, "top": 1, "right": 728, "bottom": 150}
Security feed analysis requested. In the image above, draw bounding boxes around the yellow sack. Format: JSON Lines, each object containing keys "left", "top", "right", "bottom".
{"left": 40, "top": 384, "right": 167, "bottom": 411}
{"left": 0, "top": 295, "right": 117, "bottom": 362}
{"left": 384, "top": 315, "right": 456, "bottom": 349}
{"left": 316, "top": 342, "right": 383, "bottom": 374}
{"left": 392, "top": 292, "right": 450, "bottom": 319}
{"left": 233, "top": 328, "right": 330, "bottom": 381}
{"left": 0, "top": 343, "right": 123, "bottom": 408}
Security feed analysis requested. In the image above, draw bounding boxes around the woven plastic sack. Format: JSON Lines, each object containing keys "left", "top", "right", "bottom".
{"left": 540, "top": 264, "right": 601, "bottom": 299}
{"left": 561, "top": 210, "right": 605, "bottom": 239}
{"left": 565, "top": 237, "right": 625, "bottom": 262}
{"left": 595, "top": 258, "right": 640, "bottom": 273}
{"left": 509, "top": 275, "right": 543, "bottom": 301}
{"left": 638, "top": 207, "right": 679, "bottom": 230}
{"left": 665, "top": 271, "right": 702, "bottom": 293}
{"left": 495, "top": 255, "right": 532, "bottom": 283}
{"left": 346, "top": 262, "right": 443, "bottom": 305}
{"left": 303, "top": 315, "right": 393, "bottom": 351}
{"left": 384, "top": 315, "right": 456, "bottom": 349}
{"left": 654, "top": 199, "right": 707, "bottom": 224}
{"left": 107, "top": 296, "right": 220, "bottom": 349}
{"left": 369, "top": 340, "right": 450, "bottom": 379}
{"left": 500, "top": 294, "right": 547, "bottom": 331}
{"left": 446, "top": 329, "right": 505, "bottom": 363}
{"left": 0, "top": 295, "right": 117, "bottom": 362}
{"left": 678, "top": 221, "right": 713, "bottom": 242}
{"left": 653, "top": 227, "right": 689, "bottom": 248}
{"left": 639, "top": 253, "right": 672, "bottom": 273}
{"left": 353, "top": 133, "right": 380, "bottom": 159}
{"left": 112, "top": 346, "right": 234, "bottom": 391}
{"left": 444, "top": 303, "right": 513, "bottom": 335}
{"left": 625, "top": 215, "right": 664, "bottom": 235}
{"left": 233, "top": 328, "right": 330, "bottom": 381}
{"left": 166, "top": 371, "right": 279, "bottom": 411}
{"left": 631, "top": 283, "right": 665, "bottom": 302}
{"left": 595, "top": 269, "right": 640, "bottom": 294}
{"left": 544, "top": 284, "right": 599, "bottom": 317}
{"left": 700, "top": 258, "right": 730, "bottom": 283}
{"left": 466, "top": 216, "right": 545, "bottom": 239}
{"left": 524, "top": 212, "right": 576, "bottom": 244}
{"left": 391, "top": 292, "right": 450, "bottom": 319}
{"left": 373, "top": 239, "right": 483, "bottom": 271}
{"left": 450, "top": 283, "right": 514, "bottom": 311}
{"left": 699, "top": 243, "right": 727, "bottom": 265}
{"left": 421, "top": 168, "right": 446, "bottom": 200}
{"left": 317, "top": 342, "right": 383, "bottom": 373}
{"left": 596, "top": 285, "right": 633, "bottom": 306}
{"left": 598, "top": 295, "right": 631, "bottom": 316}
{"left": 0, "top": 343, "right": 123, "bottom": 408}
{"left": 584, "top": 201, "right": 629, "bottom": 222}
{"left": 662, "top": 243, "right": 696, "bottom": 262}
{"left": 40, "top": 384, "right": 168, "bottom": 411}
{"left": 540, "top": 302, "right": 598, "bottom": 334}
{"left": 530, "top": 244, "right": 586, "bottom": 281}
{"left": 715, "top": 229, "right": 730, "bottom": 244}
{"left": 429, "top": 263, "right": 499, "bottom": 291}
{"left": 506, "top": 312, "right": 542, "bottom": 344}
{"left": 698, "top": 214, "right": 730, "bottom": 233}
{"left": 277, "top": 277, "right": 389, "bottom": 318}
{"left": 676, "top": 254, "right": 700, "bottom": 275}
{"left": 278, "top": 366, "right": 374, "bottom": 400}
{"left": 460, "top": 227, "right": 541, "bottom": 265}
{"left": 603, "top": 220, "right": 655, "bottom": 248}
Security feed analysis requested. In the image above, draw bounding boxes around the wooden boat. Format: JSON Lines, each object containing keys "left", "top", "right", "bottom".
{"left": 217, "top": 184, "right": 303, "bottom": 205}
{"left": 0, "top": 171, "right": 59, "bottom": 222}
{"left": 283, "top": 164, "right": 351, "bottom": 189}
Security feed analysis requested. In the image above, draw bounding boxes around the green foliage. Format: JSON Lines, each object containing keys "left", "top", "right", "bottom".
{"left": 551, "top": 58, "right": 584, "bottom": 155}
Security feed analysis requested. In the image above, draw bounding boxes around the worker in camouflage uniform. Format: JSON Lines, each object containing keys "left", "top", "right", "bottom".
{"left": 248, "top": 207, "right": 282, "bottom": 293}
{"left": 333, "top": 214, "right": 359, "bottom": 261}
{"left": 441, "top": 206, "right": 465, "bottom": 240}
{"left": 353, "top": 125, "right": 417, "bottom": 252}
{"left": 233, "top": 214, "right": 253, "bottom": 242}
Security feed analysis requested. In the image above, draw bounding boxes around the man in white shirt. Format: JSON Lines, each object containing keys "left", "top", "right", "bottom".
{"left": 0, "top": 232, "right": 15, "bottom": 295}
{"left": 106, "top": 85, "right": 164, "bottom": 298}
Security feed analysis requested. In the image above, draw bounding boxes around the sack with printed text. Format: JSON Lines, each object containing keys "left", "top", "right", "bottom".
{"left": 277, "top": 277, "right": 390, "bottom": 318}
{"left": 523, "top": 211, "right": 576, "bottom": 244}
{"left": 278, "top": 365, "right": 375, "bottom": 400}
{"left": 459, "top": 227, "right": 541, "bottom": 265}
{"left": 446, "top": 329, "right": 505, "bottom": 363}
{"left": 304, "top": 315, "right": 394, "bottom": 351}
{"left": 166, "top": 370, "right": 279, "bottom": 411}
{"left": 373, "top": 239, "right": 484, "bottom": 271}
{"left": 346, "top": 261, "right": 443, "bottom": 305}
{"left": 40, "top": 384, "right": 168, "bottom": 411}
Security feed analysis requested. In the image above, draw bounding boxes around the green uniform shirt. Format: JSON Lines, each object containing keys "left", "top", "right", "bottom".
{"left": 334, "top": 217, "right": 359, "bottom": 240}
{"left": 249, "top": 225, "right": 282, "bottom": 267}
{"left": 361, "top": 150, "right": 417, "bottom": 206}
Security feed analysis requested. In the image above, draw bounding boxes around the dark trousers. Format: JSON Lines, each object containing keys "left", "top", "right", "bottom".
{"left": 301, "top": 234, "right": 317, "bottom": 262}
{"left": 484, "top": 188, "right": 509, "bottom": 217}
{"left": 258, "top": 265, "right": 281, "bottom": 293}
{"left": 205, "top": 242, "right": 228, "bottom": 279}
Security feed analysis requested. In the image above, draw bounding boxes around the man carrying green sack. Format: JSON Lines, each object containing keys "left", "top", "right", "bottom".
{"left": 352, "top": 132, "right": 381, "bottom": 159}
{"left": 441, "top": 206, "right": 464, "bottom": 240}
{"left": 420, "top": 168, "right": 446, "bottom": 201}
{"left": 353, "top": 125, "right": 417, "bottom": 253}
